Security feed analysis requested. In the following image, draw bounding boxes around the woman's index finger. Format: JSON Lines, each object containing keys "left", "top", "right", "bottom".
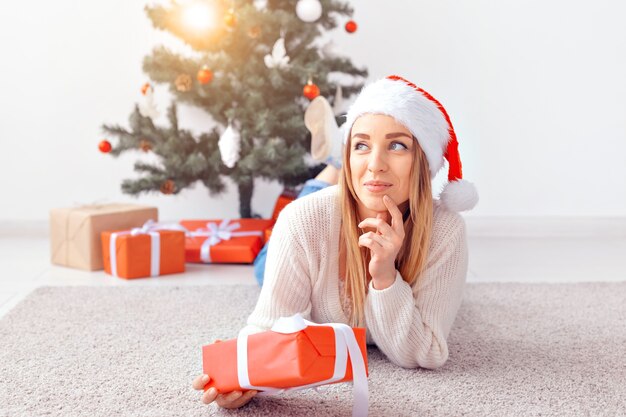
{"left": 383, "top": 195, "right": 404, "bottom": 232}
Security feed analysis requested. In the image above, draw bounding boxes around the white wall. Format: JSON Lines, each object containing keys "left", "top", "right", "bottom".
{"left": 1, "top": 0, "right": 625, "bottom": 224}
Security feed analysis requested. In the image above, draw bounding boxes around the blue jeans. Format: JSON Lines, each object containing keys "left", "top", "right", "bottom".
{"left": 254, "top": 179, "right": 330, "bottom": 286}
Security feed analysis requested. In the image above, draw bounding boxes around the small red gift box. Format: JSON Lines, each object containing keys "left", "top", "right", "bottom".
{"left": 101, "top": 221, "right": 185, "bottom": 279}
{"left": 202, "top": 315, "right": 369, "bottom": 415}
{"left": 271, "top": 192, "right": 297, "bottom": 222}
{"left": 263, "top": 191, "right": 297, "bottom": 242}
{"left": 181, "top": 219, "right": 274, "bottom": 264}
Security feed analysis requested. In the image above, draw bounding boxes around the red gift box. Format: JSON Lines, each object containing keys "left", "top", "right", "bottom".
{"left": 271, "top": 192, "right": 297, "bottom": 222}
{"left": 263, "top": 192, "right": 297, "bottom": 242}
{"left": 101, "top": 221, "right": 185, "bottom": 279}
{"left": 181, "top": 219, "right": 274, "bottom": 264}
{"left": 202, "top": 315, "right": 368, "bottom": 415}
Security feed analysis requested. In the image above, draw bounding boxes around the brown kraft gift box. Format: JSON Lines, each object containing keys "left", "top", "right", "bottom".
{"left": 49, "top": 204, "right": 158, "bottom": 271}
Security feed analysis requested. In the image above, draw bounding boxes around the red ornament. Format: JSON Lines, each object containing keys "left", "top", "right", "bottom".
{"left": 139, "top": 139, "right": 152, "bottom": 152}
{"left": 303, "top": 81, "right": 320, "bottom": 100}
{"left": 345, "top": 20, "right": 357, "bottom": 33}
{"left": 160, "top": 180, "right": 176, "bottom": 195}
{"left": 197, "top": 67, "right": 213, "bottom": 85}
{"left": 141, "top": 82, "right": 151, "bottom": 95}
{"left": 99, "top": 140, "right": 112, "bottom": 153}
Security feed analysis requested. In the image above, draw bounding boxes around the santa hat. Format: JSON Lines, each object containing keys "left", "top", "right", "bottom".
{"left": 343, "top": 75, "right": 478, "bottom": 212}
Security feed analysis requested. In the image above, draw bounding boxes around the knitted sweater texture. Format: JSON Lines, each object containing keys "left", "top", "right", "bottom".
{"left": 246, "top": 185, "right": 468, "bottom": 369}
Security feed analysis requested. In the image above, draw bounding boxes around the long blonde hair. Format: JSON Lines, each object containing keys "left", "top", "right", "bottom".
{"left": 338, "top": 134, "right": 433, "bottom": 327}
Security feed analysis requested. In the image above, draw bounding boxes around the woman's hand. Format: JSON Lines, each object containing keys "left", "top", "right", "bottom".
{"left": 192, "top": 340, "right": 257, "bottom": 409}
{"left": 358, "top": 195, "right": 405, "bottom": 289}
{"left": 192, "top": 374, "right": 258, "bottom": 409}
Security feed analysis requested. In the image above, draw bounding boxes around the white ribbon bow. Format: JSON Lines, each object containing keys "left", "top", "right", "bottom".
{"left": 187, "top": 220, "right": 263, "bottom": 263}
{"left": 109, "top": 220, "right": 185, "bottom": 277}
{"left": 236, "top": 314, "right": 369, "bottom": 417}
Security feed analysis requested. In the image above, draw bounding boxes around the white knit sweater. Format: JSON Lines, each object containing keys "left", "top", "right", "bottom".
{"left": 245, "top": 185, "right": 468, "bottom": 369}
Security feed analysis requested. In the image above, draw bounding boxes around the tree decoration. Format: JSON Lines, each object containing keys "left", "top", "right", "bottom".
{"left": 99, "top": 140, "right": 112, "bottom": 153}
{"left": 160, "top": 179, "right": 176, "bottom": 195}
{"left": 139, "top": 84, "right": 160, "bottom": 119}
{"left": 303, "top": 79, "right": 320, "bottom": 100}
{"left": 333, "top": 84, "right": 344, "bottom": 116}
{"left": 253, "top": 0, "right": 268, "bottom": 9}
{"left": 141, "top": 82, "right": 151, "bottom": 95}
{"left": 296, "top": 0, "right": 322, "bottom": 22}
{"left": 345, "top": 20, "right": 357, "bottom": 33}
{"left": 139, "top": 139, "right": 153, "bottom": 152}
{"left": 218, "top": 123, "right": 241, "bottom": 168}
{"left": 197, "top": 66, "right": 214, "bottom": 85}
{"left": 175, "top": 74, "right": 193, "bottom": 92}
{"left": 264, "top": 37, "right": 290, "bottom": 69}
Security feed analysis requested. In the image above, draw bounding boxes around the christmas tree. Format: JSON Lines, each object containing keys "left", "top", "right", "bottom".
{"left": 102, "top": 0, "right": 367, "bottom": 217}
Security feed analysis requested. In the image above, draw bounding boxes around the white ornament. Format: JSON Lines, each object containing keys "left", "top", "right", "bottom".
{"left": 333, "top": 84, "right": 344, "bottom": 116}
{"left": 264, "top": 38, "right": 290, "bottom": 69}
{"left": 218, "top": 123, "right": 241, "bottom": 168}
{"left": 295, "top": 0, "right": 322, "bottom": 23}
{"left": 253, "top": 0, "right": 268, "bottom": 10}
{"left": 139, "top": 87, "right": 160, "bottom": 119}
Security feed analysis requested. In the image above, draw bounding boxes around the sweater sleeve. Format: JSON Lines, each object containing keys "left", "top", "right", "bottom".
{"left": 243, "top": 205, "right": 313, "bottom": 334}
{"left": 364, "top": 212, "right": 468, "bottom": 369}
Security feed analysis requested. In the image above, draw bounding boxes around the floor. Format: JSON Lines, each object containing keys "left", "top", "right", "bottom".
{"left": 1, "top": 235, "right": 625, "bottom": 319}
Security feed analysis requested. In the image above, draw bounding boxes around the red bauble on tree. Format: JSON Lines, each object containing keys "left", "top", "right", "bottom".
{"left": 139, "top": 139, "right": 153, "bottom": 152}
{"left": 303, "top": 80, "right": 320, "bottom": 100}
{"left": 160, "top": 179, "right": 176, "bottom": 195}
{"left": 345, "top": 20, "right": 357, "bottom": 33}
{"left": 141, "top": 82, "right": 151, "bottom": 95}
{"left": 99, "top": 140, "right": 112, "bottom": 153}
{"left": 197, "top": 67, "right": 213, "bottom": 85}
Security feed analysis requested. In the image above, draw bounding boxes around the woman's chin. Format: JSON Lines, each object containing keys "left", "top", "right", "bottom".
{"left": 357, "top": 195, "right": 387, "bottom": 213}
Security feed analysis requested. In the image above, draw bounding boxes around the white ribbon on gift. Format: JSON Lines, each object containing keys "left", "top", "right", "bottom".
{"left": 236, "top": 314, "right": 369, "bottom": 417}
{"left": 109, "top": 220, "right": 186, "bottom": 277}
{"left": 186, "top": 219, "right": 263, "bottom": 263}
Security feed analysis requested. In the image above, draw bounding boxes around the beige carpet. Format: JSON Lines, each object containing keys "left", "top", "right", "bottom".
{"left": 0, "top": 282, "right": 625, "bottom": 417}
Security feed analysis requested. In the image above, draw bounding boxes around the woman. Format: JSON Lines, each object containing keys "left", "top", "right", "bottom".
{"left": 193, "top": 75, "right": 479, "bottom": 409}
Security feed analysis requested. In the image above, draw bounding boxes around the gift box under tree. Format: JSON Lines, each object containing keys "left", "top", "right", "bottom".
{"left": 264, "top": 190, "right": 297, "bottom": 241}
{"left": 101, "top": 220, "right": 186, "bottom": 279}
{"left": 49, "top": 204, "right": 158, "bottom": 271}
{"left": 181, "top": 219, "right": 274, "bottom": 264}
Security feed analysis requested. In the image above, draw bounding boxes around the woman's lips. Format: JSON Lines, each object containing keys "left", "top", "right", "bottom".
{"left": 363, "top": 182, "right": 392, "bottom": 193}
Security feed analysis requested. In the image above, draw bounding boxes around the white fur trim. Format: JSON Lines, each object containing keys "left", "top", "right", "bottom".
{"left": 439, "top": 179, "right": 479, "bottom": 212}
{"left": 343, "top": 78, "right": 450, "bottom": 177}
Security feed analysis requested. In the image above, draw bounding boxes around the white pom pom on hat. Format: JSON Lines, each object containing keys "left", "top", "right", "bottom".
{"left": 343, "top": 75, "right": 478, "bottom": 212}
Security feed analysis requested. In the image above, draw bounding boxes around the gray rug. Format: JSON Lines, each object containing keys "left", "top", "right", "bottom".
{"left": 1, "top": 283, "right": 625, "bottom": 417}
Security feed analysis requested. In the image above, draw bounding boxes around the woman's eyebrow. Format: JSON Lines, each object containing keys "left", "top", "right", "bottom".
{"left": 351, "top": 133, "right": 370, "bottom": 139}
{"left": 385, "top": 132, "right": 412, "bottom": 139}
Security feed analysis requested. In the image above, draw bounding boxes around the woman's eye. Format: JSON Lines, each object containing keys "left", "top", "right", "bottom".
{"left": 353, "top": 142, "right": 408, "bottom": 151}
{"left": 390, "top": 141, "right": 408, "bottom": 151}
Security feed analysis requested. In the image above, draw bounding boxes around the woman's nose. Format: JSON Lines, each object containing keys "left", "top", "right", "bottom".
{"left": 367, "top": 147, "right": 388, "bottom": 172}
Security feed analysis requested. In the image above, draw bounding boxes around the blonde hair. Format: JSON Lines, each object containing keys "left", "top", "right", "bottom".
{"left": 338, "top": 133, "right": 433, "bottom": 327}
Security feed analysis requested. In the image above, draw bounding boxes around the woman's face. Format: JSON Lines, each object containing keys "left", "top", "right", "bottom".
{"left": 349, "top": 114, "right": 414, "bottom": 219}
